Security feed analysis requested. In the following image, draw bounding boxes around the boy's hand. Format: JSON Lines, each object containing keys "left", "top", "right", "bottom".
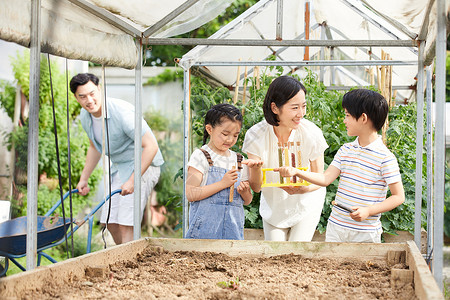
{"left": 350, "top": 206, "right": 370, "bottom": 221}
{"left": 242, "top": 159, "right": 263, "bottom": 169}
{"left": 237, "top": 181, "right": 250, "bottom": 194}
{"left": 222, "top": 168, "right": 238, "bottom": 188}
{"left": 273, "top": 166, "right": 298, "bottom": 177}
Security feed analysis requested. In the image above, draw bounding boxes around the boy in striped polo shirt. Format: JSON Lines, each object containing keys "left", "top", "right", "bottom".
{"left": 274, "top": 89, "right": 405, "bottom": 243}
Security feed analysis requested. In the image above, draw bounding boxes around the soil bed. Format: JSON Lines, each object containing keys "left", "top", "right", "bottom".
{"left": 23, "top": 246, "right": 416, "bottom": 300}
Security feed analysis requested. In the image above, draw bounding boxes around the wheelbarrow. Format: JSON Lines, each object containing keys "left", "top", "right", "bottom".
{"left": 0, "top": 189, "right": 122, "bottom": 276}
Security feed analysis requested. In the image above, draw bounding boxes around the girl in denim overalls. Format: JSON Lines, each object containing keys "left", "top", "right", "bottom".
{"left": 185, "top": 103, "right": 253, "bottom": 240}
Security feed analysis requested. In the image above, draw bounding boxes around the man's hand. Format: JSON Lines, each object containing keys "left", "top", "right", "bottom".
{"left": 121, "top": 178, "right": 134, "bottom": 196}
{"left": 350, "top": 206, "right": 370, "bottom": 222}
{"left": 76, "top": 180, "right": 90, "bottom": 196}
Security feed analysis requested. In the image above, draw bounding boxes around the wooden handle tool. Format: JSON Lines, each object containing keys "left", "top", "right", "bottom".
{"left": 332, "top": 201, "right": 355, "bottom": 213}
{"left": 229, "top": 166, "right": 236, "bottom": 202}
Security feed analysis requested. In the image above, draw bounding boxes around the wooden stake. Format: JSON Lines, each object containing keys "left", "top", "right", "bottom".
{"left": 229, "top": 166, "right": 236, "bottom": 202}
{"left": 254, "top": 66, "right": 260, "bottom": 89}
{"left": 242, "top": 65, "right": 248, "bottom": 104}
{"left": 233, "top": 59, "right": 241, "bottom": 104}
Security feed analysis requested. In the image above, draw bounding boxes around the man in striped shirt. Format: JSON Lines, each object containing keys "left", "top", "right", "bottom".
{"left": 274, "top": 89, "right": 405, "bottom": 243}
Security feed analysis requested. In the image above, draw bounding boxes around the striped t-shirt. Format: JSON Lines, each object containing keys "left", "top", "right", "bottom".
{"left": 329, "top": 136, "right": 401, "bottom": 232}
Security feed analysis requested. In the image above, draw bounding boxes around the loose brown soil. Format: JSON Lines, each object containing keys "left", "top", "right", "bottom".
{"left": 23, "top": 246, "right": 416, "bottom": 300}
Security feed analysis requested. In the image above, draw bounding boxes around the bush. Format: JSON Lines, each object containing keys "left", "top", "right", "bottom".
{"left": 0, "top": 51, "right": 101, "bottom": 218}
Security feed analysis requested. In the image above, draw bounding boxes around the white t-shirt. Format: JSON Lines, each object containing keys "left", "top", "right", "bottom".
{"left": 242, "top": 119, "right": 328, "bottom": 228}
{"left": 187, "top": 145, "right": 249, "bottom": 186}
{"left": 91, "top": 115, "right": 103, "bottom": 144}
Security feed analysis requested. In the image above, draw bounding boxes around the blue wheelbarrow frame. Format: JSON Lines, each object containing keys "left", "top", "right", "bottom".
{"left": 0, "top": 189, "right": 121, "bottom": 276}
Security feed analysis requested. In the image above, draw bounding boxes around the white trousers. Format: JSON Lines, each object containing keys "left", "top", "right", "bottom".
{"left": 263, "top": 203, "right": 323, "bottom": 242}
{"left": 325, "top": 221, "right": 382, "bottom": 243}
{"left": 100, "top": 166, "right": 160, "bottom": 226}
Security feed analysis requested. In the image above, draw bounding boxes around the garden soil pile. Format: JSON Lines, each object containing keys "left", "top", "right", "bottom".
{"left": 22, "top": 246, "right": 416, "bottom": 299}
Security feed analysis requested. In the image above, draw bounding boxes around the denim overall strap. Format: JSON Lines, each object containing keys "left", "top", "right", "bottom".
{"left": 199, "top": 148, "right": 214, "bottom": 166}
{"left": 186, "top": 149, "right": 245, "bottom": 240}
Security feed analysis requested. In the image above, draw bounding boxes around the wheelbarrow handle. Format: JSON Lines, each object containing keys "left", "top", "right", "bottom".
{"left": 44, "top": 189, "right": 80, "bottom": 217}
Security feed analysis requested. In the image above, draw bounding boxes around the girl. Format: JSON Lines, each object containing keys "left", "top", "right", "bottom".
{"left": 242, "top": 76, "right": 328, "bottom": 242}
{"left": 185, "top": 103, "right": 253, "bottom": 240}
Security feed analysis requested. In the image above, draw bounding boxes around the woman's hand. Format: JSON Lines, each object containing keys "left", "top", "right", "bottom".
{"left": 242, "top": 159, "right": 264, "bottom": 169}
{"left": 279, "top": 185, "right": 311, "bottom": 195}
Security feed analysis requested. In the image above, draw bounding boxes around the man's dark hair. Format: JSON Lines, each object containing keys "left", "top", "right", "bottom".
{"left": 69, "top": 73, "right": 99, "bottom": 94}
{"left": 263, "top": 76, "right": 307, "bottom": 126}
{"left": 203, "top": 103, "right": 243, "bottom": 145}
{"left": 342, "top": 89, "right": 389, "bottom": 132}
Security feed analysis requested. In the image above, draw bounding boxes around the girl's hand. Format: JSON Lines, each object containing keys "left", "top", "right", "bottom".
{"left": 242, "top": 159, "right": 264, "bottom": 169}
{"left": 237, "top": 180, "right": 250, "bottom": 194}
{"left": 222, "top": 168, "right": 238, "bottom": 188}
{"left": 350, "top": 207, "right": 370, "bottom": 221}
{"left": 280, "top": 185, "right": 311, "bottom": 195}
{"left": 273, "top": 166, "right": 298, "bottom": 178}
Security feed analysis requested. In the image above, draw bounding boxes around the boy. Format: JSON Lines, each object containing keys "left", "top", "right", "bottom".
{"left": 275, "top": 89, "right": 404, "bottom": 243}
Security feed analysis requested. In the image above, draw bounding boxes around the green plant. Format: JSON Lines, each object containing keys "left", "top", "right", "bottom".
{"left": 144, "top": 68, "right": 183, "bottom": 86}
{"left": 217, "top": 277, "right": 241, "bottom": 290}
{"left": 144, "top": 109, "right": 184, "bottom": 228}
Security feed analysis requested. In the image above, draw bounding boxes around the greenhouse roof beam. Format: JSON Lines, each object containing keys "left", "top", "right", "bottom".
{"left": 418, "top": 0, "right": 436, "bottom": 40}
{"left": 192, "top": 60, "right": 416, "bottom": 67}
{"left": 340, "top": 0, "right": 416, "bottom": 40}
{"left": 328, "top": 25, "right": 382, "bottom": 60}
{"left": 68, "top": 0, "right": 142, "bottom": 37}
{"left": 360, "top": 0, "right": 418, "bottom": 40}
{"left": 325, "top": 85, "right": 414, "bottom": 91}
{"left": 144, "top": 38, "right": 416, "bottom": 47}
{"left": 143, "top": 0, "right": 201, "bottom": 37}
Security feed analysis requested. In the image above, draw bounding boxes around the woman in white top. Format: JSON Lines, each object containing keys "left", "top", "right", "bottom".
{"left": 242, "top": 76, "right": 328, "bottom": 241}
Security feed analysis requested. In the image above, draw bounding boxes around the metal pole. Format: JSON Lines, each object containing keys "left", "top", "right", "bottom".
{"left": 143, "top": 0, "right": 201, "bottom": 37}
{"left": 27, "top": 0, "right": 41, "bottom": 271}
{"left": 133, "top": 39, "right": 143, "bottom": 240}
{"left": 425, "top": 65, "right": 433, "bottom": 264}
{"left": 193, "top": 60, "right": 417, "bottom": 67}
{"left": 414, "top": 42, "right": 424, "bottom": 248}
{"left": 68, "top": 0, "right": 141, "bottom": 36}
{"left": 143, "top": 38, "right": 415, "bottom": 47}
{"left": 182, "top": 68, "right": 190, "bottom": 237}
{"left": 275, "top": 0, "right": 283, "bottom": 40}
{"left": 433, "top": 0, "right": 446, "bottom": 290}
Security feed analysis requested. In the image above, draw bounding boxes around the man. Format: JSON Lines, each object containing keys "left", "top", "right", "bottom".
{"left": 70, "top": 73, "right": 164, "bottom": 244}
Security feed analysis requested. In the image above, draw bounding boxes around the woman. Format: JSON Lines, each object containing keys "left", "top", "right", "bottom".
{"left": 242, "top": 76, "right": 328, "bottom": 241}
